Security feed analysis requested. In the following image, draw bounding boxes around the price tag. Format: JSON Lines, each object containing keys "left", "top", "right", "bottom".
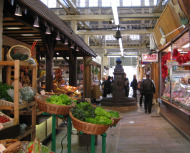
{"left": 0, "top": 123, "right": 3, "bottom": 130}
{"left": 0, "top": 144, "right": 6, "bottom": 152}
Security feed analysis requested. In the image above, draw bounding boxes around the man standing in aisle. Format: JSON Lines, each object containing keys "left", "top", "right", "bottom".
{"left": 130, "top": 75, "right": 138, "bottom": 100}
{"left": 140, "top": 74, "right": 155, "bottom": 114}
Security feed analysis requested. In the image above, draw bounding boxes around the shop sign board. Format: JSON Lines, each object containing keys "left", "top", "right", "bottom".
{"left": 142, "top": 53, "right": 158, "bottom": 62}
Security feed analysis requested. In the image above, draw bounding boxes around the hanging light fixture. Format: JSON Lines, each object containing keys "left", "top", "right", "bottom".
{"left": 24, "top": 8, "right": 27, "bottom": 15}
{"left": 76, "top": 46, "right": 79, "bottom": 51}
{"left": 33, "top": 16, "right": 39, "bottom": 27}
{"left": 15, "top": 5, "right": 22, "bottom": 16}
{"left": 45, "top": 25, "right": 51, "bottom": 34}
{"left": 70, "top": 43, "right": 75, "bottom": 49}
{"left": 56, "top": 31, "right": 61, "bottom": 40}
{"left": 11, "top": 0, "right": 14, "bottom": 6}
{"left": 64, "top": 38, "right": 68, "bottom": 45}
{"left": 115, "top": 29, "right": 122, "bottom": 40}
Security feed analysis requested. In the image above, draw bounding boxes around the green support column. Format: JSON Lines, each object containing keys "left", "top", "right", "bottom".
{"left": 102, "top": 133, "right": 107, "bottom": 153}
{"left": 91, "top": 135, "right": 95, "bottom": 153}
{"left": 68, "top": 115, "right": 72, "bottom": 153}
{"left": 51, "top": 114, "right": 56, "bottom": 152}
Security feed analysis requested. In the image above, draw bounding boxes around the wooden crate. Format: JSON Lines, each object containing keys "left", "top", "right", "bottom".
{"left": 47, "top": 117, "right": 53, "bottom": 136}
{"left": 36, "top": 121, "right": 47, "bottom": 142}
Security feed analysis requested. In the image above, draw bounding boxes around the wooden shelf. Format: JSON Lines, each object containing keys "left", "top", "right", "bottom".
{"left": 0, "top": 60, "right": 37, "bottom": 141}
{"left": 0, "top": 61, "right": 36, "bottom": 67}
{"left": 16, "top": 127, "right": 35, "bottom": 140}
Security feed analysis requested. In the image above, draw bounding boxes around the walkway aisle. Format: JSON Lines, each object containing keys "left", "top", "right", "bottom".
{"left": 113, "top": 104, "right": 190, "bottom": 153}
{"left": 45, "top": 103, "right": 190, "bottom": 153}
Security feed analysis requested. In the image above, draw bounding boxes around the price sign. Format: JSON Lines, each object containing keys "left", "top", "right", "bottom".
{"left": 142, "top": 53, "right": 158, "bottom": 62}
{"left": 0, "top": 144, "right": 6, "bottom": 152}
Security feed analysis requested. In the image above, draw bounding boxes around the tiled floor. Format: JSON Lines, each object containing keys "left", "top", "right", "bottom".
{"left": 44, "top": 100, "right": 190, "bottom": 153}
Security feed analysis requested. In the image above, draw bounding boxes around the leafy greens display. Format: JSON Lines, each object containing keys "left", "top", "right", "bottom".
{"left": 71, "top": 102, "right": 118, "bottom": 125}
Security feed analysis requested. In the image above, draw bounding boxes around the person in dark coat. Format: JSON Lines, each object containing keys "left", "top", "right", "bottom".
{"left": 138, "top": 80, "right": 144, "bottom": 107}
{"left": 130, "top": 75, "right": 138, "bottom": 100}
{"left": 140, "top": 74, "right": 155, "bottom": 114}
{"left": 124, "top": 73, "right": 129, "bottom": 97}
{"left": 103, "top": 76, "right": 112, "bottom": 97}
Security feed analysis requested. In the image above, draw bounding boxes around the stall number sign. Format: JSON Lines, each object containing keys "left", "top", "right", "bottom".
{"left": 142, "top": 53, "right": 158, "bottom": 62}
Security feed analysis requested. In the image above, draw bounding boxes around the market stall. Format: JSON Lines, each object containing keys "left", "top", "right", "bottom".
{"left": 159, "top": 26, "right": 190, "bottom": 140}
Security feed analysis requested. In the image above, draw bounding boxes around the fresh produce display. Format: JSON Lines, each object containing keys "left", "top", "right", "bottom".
{"left": 20, "top": 86, "right": 36, "bottom": 102}
{"left": 71, "top": 102, "right": 113, "bottom": 125}
{"left": 55, "top": 85, "right": 78, "bottom": 94}
{"left": 109, "top": 111, "right": 120, "bottom": 118}
{"left": 46, "top": 94, "right": 72, "bottom": 105}
{"left": 0, "top": 114, "right": 11, "bottom": 123}
{"left": 23, "top": 141, "right": 50, "bottom": 153}
{"left": 10, "top": 51, "right": 29, "bottom": 61}
{"left": 0, "top": 82, "right": 14, "bottom": 102}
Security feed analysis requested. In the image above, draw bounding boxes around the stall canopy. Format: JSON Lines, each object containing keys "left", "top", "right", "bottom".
{"left": 3, "top": 0, "right": 96, "bottom": 57}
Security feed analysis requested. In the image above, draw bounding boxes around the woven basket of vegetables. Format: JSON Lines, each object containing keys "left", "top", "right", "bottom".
{"left": 6, "top": 45, "right": 31, "bottom": 61}
{"left": 35, "top": 94, "right": 75, "bottom": 115}
{"left": 108, "top": 110, "right": 123, "bottom": 126}
{"left": 1, "top": 139, "right": 22, "bottom": 153}
{"left": 69, "top": 102, "right": 113, "bottom": 135}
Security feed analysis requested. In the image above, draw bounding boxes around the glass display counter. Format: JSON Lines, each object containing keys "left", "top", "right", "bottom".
{"left": 160, "top": 27, "right": 190, "bottom": 141}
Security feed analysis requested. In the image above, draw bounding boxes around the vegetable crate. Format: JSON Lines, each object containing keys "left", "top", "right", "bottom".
{"left": 0, "top": 111, "right": 14, "bottom": 129}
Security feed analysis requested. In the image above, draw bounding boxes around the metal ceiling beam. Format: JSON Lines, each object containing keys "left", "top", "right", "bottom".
{"left": 58, "top": 13, "right": 161, "bottom": 21}
{"left": 90, "top": 44, "right": 147, "bottom": 49}
{"left": 77, "top": 29, "right": 153, "bottom": 35}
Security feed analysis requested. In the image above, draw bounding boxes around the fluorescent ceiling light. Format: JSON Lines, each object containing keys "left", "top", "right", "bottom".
{"left": 111, "top": 1, "right": 119, "bottom": 25}
{"left": 179, "top": 52, "right": 188, "bottom": 54}
{"left": 119, "top": 39, "right": 123, "bottom": 56}
{"left": 21, "top": 34, "right": 35, "bottom": 36}
{"left": 6, "top": 27, "right": 21, "bottom": 30}
{"left": 182, "top": 43, "right": 190, "bottom": 48}
{"left": 107, "top": 55, "right": 121, "bottom": 57}
{"left": 124, "top": 55, "right": 138, "bottom": 57}
{"left": 34, "top": 39, "right": 41, "bottom": 41}
{"left": 160, "top": 25, "right": 185, "bottom": 45}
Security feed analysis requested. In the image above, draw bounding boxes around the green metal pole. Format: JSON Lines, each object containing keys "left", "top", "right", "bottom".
{"left": 91, "top": 135, "right": 95, "bottom": 153}
{"left": 68, "top": 115, "right": 72, "bottom": 153}
{"left": 102, "top": 133, "right": 107, "bottom": 153}
{"left": 51, "top": 114, "right": 56, "bottom": 152}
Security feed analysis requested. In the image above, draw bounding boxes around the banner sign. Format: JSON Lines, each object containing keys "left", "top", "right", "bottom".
{"left": 142, "top": 53, "right": 158, "bottom": 62}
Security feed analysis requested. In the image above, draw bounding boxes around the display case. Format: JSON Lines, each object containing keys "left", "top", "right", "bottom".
{"left": 160, "top": 26, "right": 190, "bottom": 141}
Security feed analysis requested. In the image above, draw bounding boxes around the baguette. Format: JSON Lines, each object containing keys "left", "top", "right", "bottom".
{"left": 4, "top": 141, "right": 21, "bottom": 153}
{"left": 0, "top": 140, "right": 6, "bottom": 147}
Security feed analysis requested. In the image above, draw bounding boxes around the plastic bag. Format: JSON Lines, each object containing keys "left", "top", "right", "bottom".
{"left": 7, "top": 88, "right": 23, "bottom": 103}
{"left": 27, "top": 57, "right": 36, "bottom": 65}
{"left": 20, "top": 86, "right": 36, "bottom": 102}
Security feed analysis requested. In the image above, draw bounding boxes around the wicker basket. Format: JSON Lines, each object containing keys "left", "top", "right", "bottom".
{"left": 111, "top": 116, "right": 123, "bottom": 126}
{"left": 6, "top": 45, "right": 31, "bottom": 61}
{"left": 69, "top": 111, "right": 113, "bottom": 135}
{"left": 2, "top": 139, "right": 22, "bottom": 153}
{"left": 34, "top": 94, "right": 75, "bottom": 115}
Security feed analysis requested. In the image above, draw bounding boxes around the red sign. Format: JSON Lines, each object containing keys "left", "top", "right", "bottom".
{"left": 142, "top": 53, "right": 158, "bottom": 62}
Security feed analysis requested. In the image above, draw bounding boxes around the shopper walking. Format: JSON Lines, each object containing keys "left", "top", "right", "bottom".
{"left": 124, "top": 73, "right": 129, "bottom": 97}
{"left": 140, "top": 74, "right": 155, "bottom": 114}
{"left": 138, "top": 80, "right": 144, "bottom": 107}
{"left": 103, "top": 76, "right": 112, "bottom": 97}
{"left": 130, "top": 75, "right": 138, "bottom": 100}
